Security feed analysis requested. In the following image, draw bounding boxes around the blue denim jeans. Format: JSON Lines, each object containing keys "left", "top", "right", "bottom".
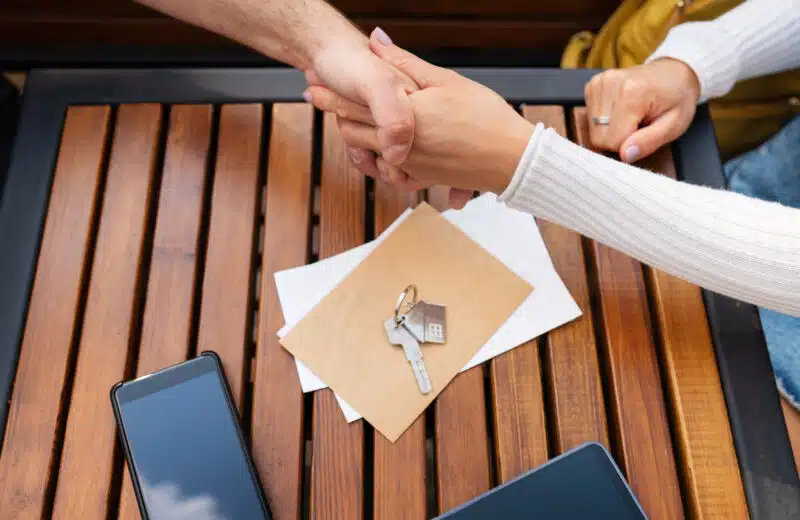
{"left": 723, "top": 115, "right": 800, "bottom": 410}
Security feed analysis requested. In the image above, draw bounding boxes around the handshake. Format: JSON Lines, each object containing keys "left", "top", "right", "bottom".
{"left": 304, "top": 27, "right": 701, "bottom": 208}
{"left": 304, "top": 27, "right": 533, "bottom": 209}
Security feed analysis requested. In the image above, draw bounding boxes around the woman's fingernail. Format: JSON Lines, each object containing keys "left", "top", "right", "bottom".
{"left": 302, "top": 90, "right": 312, "bottom": 103}
{"left": 373, "top": 27, "right": 393, "bottom": 46}
{"left": 625, "top": 145, "right": 640, "bottom": 163}
{"left": 377, "top": 162, "right": 390, "bottom": 183}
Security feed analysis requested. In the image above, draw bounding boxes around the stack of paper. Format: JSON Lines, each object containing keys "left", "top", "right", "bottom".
{"left": 275, "top": 194, "right": 581, "bottom": 423}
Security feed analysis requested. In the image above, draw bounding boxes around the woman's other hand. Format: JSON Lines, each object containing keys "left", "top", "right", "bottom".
{"left": 584, "top": 59, "right": 700, "bottom": 162}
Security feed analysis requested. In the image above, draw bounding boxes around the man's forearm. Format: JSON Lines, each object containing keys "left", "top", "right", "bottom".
{"left": 136, "top": 0, "right": 365, "bottom": 70}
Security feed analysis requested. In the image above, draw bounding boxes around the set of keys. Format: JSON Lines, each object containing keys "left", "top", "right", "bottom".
{"left": 384, "top": 285, "right": 447, "bottom": 395}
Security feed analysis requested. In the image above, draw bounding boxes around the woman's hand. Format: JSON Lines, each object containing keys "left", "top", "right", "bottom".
{"left": 584, "top": 59, "right": 701, "bottom": 162}
{"left": 306, "top": 32, "right": 534, "bottom": 196}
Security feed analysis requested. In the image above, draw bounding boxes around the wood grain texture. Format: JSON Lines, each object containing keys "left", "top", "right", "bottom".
{"left": 196, "top": 104, "right": 262, "bottom": 410}
{"left": 781, "top": 399, "right": 800, "bottom": 477}
{"left": 572, "top": 108, "right": 684, "bottom": 520}
{"left": 0, "top": 106, "right": 110, "bottom": 520}
{"left": 522, "top": 105, "right": 610, "bottom": 453}
{"left": 117, "top": 104, "right": 212, "bottom": 520}
{"left": 643, "top": 147, "right": 749, "bottom": 520}
{"left": 50, "top": 104, "right": 161, "bottom": 520}
{"left": 490, "top": 338, "right": 549, "bottom": 483}
{"left": 250, "top": 103, "right": 313, "bottom": 520}
{"left": 435, "top": 367, "right": 492, "bottom": 512}
{"left": 372, "top": 182, "right": 426, "bottom": 520}
{"left": 309, "top": 112, "right": 365, "bottom": 520}
{"left": 0, "top": 17, "right": 607, "bottom": 52}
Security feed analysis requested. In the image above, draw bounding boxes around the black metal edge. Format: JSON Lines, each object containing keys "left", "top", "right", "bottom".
{"left": 674, "top": 105, "right": 800, "bottom": 519}
{"left": 0, "top": 73, "right": 66, "bottom": 450}
{"left": 0, "top": 76, "right": 19, "bottom": 197}
{"left": 24, "top": 67, "right": 600, "bottom": 106}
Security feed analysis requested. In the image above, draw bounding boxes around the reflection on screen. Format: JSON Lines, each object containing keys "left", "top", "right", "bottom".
{"left": 121, "top": 371, "right": 265, "bottom": 520}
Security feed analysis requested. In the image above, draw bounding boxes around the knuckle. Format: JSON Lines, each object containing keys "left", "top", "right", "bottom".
{"left": 621, "top": 78, "right": 645, "bottom": 97}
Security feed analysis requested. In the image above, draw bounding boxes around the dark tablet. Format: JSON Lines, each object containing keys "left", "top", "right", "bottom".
{"left": 436, "top": 442, "right": 647, "bottom": 519}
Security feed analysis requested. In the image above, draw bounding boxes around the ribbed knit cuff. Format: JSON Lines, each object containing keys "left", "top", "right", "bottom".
{"left": 647, "top": 22, "right": 741, "bottom": 103}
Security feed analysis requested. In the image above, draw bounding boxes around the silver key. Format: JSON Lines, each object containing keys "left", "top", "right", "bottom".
{"left": 384, "top": 317, "right": 433, "bottom": 394}
{"left": 401, "top": 301, "right": 447, "bottom": 344}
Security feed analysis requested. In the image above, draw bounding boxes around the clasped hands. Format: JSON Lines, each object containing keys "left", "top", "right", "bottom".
{"left": 306, "top": 28, "right": 702, "bottom": 208}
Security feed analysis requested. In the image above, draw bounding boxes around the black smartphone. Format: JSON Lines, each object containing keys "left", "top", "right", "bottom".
{"left": 111, "top": 351, "right": 271, "bottom": 520}
{"left": 436, "top": 442, "right": 647, "bottom": 519}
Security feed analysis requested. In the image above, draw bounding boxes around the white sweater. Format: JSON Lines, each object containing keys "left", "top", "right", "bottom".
{"left": 500, "top": 0, "right": 800, "bottom": 317}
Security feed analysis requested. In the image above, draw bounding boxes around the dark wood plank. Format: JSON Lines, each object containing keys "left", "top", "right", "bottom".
{"left": 250, "top": 103, "right": 313, "bottom": 520}
{"left": 642, "top": 147, "right": 749, "bottom": 519}
{"left": 50, "top": 104, "right": 161, "bottom": 519}
{"left": 196, "top": 104, "right": 262, "bottom": 409}
{"left": 0, "top": 106, "right": 110, "bottom": 519}
{"left": 490, "top": 338, "right": 549, "bottom": 483}
{"left": 435, "top": 367, "right": 492, "bottom": 512}
{"left": 521, "top": 105, "right": 610, "bottom": 454}
{"left": 309, "top": 112, "right": 365, "bottom": 520}
{"left": 571, "top": 108, "right": 684, "bottom": 520}
{"left": 117, "top": 104, "right": 212, "bottom": 520}
{"left": 372, "top": 183, "right": 427, "bottom": 520}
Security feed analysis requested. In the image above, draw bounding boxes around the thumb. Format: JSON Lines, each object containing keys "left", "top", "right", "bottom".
{"left": 619, "top": 109, "right": 687, "bottom": 163}
{"left": 370, "top": 27, "right": 448, "bottom": 89}
{"left": 359, "top": 68, "right": 415, "bottom": 166}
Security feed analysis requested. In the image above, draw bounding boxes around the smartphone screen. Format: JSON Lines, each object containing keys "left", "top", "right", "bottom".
{"left": 437, "top": 442, "right": 647, "bottom": 519}
{"left": 113, "top": 354, "right": 270, "bottom": 520}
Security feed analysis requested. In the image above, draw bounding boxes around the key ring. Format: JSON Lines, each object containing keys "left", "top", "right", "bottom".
{"left": 394, "top": 284, "right": 418, "bottom": 325}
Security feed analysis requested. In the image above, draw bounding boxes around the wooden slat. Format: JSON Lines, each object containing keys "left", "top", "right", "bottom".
{"left": 435, "top": 367, "right": 492, "bottom": 512}
{"left": 196, "top": 104, "right": 262, "bottom": 409}
{"left": 250, "top": 103, "right": 313, "bottom": 520}
{"left": 782, "top": 399, "right": 800, "bottom": 476}
{"left": 0, "top": 106, "right": 110, "bottom": 520}
{"left": 428, "top": 187, "right": 491, "bottom": 512}
{"left": 117, "top": 104, "right": 212, "bottom": 520}
{"left": 372, "top": 183, "right": 427, "bottom": 520}
{"left": 50, "top": 104, "right": 161, "bottom": 519}
{"left": 490, "top": 337, "right": 548, "bottom": 483}
{"left": 522, "top": 105, "right": 609, "bottom": 454}
{"left": 642, "top": 147, "right": 749, "bottom": 519}
{"left": 309, "top": 112, "right": 365, "bottom": 520}
{"left": 571, "top": 107, "right": 684, "bottom": 520}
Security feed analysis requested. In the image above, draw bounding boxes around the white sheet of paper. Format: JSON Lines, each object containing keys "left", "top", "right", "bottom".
{"left": 276, "top": 193, "right": 582, "bottom": 422}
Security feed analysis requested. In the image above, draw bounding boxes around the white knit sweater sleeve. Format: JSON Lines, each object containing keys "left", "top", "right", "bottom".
{"left": 499, "top": 124, "right": 800, "bottom": 317}
{"left": 646, "top": 0, "right": 800, "bottom": 102}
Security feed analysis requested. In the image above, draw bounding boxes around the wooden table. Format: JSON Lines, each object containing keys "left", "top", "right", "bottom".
{"left": 0, "top": 68, "right": 798, "bottom": 520}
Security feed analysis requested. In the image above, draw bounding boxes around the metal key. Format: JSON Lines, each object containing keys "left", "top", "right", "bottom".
{"left": 401, "top": 301, "right": 447, "bottom": 344}
{"left": 384, "top": 317, "right": 433, "bottom": 394}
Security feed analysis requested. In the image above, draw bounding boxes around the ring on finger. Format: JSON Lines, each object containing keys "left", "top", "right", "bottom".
{"left": 592, "top": 115, "right": 611, "bottom": 126}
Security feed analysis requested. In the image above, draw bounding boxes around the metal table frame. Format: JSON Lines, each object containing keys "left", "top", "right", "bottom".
{"left": 0, "top": 67, "right": 797, "bottom": 518}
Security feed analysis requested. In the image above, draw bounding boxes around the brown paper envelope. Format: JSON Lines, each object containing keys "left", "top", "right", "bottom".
{"left": 280, "top": 202, "right": 532, "bottom": 441}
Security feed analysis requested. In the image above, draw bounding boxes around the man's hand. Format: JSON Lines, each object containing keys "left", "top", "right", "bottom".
{"left": 306, "top": 29, "right": 417, "bottom": 166}
{"left": 584, "top": 59, "right": 701, "bottom": 162}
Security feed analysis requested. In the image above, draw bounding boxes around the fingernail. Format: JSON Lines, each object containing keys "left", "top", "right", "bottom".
{"left": 302, "top": 89, "right": 312, "bottom": 103}
{"left": 373, "top": 27, "right": 393, "bottom": 46}
{"left": 384, "top": 144, "right": 408, "bottom": 164}
{"left": 625, "top": 145, "right": 640, "bottom": 163}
